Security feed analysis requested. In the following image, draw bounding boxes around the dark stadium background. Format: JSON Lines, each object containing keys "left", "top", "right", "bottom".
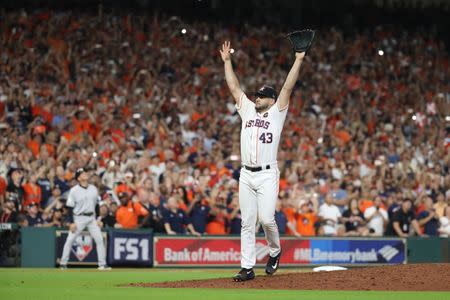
{"left": 3, "top": 0, "right": 450, "bottom": 35}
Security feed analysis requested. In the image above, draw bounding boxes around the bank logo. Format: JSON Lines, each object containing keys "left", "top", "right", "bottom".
{"left": 378, "top": 245, "right": 399, "bottom": 261}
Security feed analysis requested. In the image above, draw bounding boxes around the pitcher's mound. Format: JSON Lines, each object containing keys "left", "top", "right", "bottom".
{"left": 128, "top": 264, "right": 450, "bottom": 291}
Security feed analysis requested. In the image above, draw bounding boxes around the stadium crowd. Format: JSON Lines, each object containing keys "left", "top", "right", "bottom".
{"left": 0, "top": 10, "right": 449, "bottom": 238}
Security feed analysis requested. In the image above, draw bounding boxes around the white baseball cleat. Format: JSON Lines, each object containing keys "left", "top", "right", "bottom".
{"left": 97, "top": 265, "right": 112, "bottom": 271}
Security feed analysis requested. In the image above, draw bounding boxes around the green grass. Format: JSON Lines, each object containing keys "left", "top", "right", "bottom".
{"left": 0, "top": 268, "right": 448, "bottom": 300}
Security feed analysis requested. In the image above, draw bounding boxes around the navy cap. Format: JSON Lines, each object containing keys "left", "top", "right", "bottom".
{"left": 255, "top": 85, "right": 278, "bottom": 100}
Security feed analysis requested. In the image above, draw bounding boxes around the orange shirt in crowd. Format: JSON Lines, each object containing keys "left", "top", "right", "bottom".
{"left": 27, "top": 140, "right": 40, "bottom": 157}
{"left": 279, "top": 178, "right": 289, "bottom": 191}
{"left": 359, "top": 199, "right": 374, "bottom": 213}
{"left": 72, "top": 118, "right": 91, "bottom": 135}
{"left": 115, "top": 201, "right": 148, "bottom": 229}
{"left": 61, "top": 131, "right": 74, "bottom": 142}
{"left": 206, "top": 212, "right": 227, "bottom": 234}
{"left": 334, "top": 130, "right": 352, "bottom": 144}
{"left": 295, "top": 212, "right": 317, "bottom": 236}
{"left": 283, "top": 207, "right": 296, "bottom": 235}
{"left": 217, "top": 167, "right": 231, "bottom": 177}
{"left": 191, "top": 111, "right": 206, "bottom": 123}
{"left": 22, "top": 183, "right": 42, "bottom": 207}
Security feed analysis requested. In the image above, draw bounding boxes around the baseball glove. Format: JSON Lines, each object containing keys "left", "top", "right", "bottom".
{"left": 286, "top": 29, "right": 315, "bottom": 54}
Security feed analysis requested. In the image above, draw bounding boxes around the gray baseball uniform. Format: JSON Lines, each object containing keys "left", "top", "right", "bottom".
{"left": 60, "top": 184, "right": 106, "bottom": 267}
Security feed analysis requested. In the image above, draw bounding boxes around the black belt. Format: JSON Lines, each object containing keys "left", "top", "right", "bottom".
{"left": 243, "top": 165, "right": 271, "bottom": 172}
{"left": 75, "top": 212, "right": 94, "bottom": 217}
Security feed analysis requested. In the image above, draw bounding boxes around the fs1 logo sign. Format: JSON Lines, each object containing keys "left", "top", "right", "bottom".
{"left": 114, "top": 238, "right": 149, "bottom": 261}
{"left": 108, "top": 230, "right": 153, "bottom": 266}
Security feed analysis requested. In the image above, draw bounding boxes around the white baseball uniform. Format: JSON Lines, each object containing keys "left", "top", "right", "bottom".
{"left": 236, "top": 92, "right": 288, "bottom": 269}
{"left": 60, "top": 184, "right": 107, "bottom": 267}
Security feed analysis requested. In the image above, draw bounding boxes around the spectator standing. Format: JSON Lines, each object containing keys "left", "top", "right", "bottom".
{"left": 54, "top": 166, "right": 70, "bottom": 195}
{"left": 417, "top": 197, "right": 440, "bottom": 236}
{"left": 5, "top": 169, "right": 24, "bottom": 211}
{"left": 115, "top": 192, "right": 148, "bottom": 229}
{"left": 364, "top": 196, "right": 389, "bottom": 236}
{"left": 142, "top": 192, "right": 165, "bottom": 233}
{"left": 295, "top": 201, "right": 318, "bottom": 236}
{"left": 22, "top": 174, "right": 42, "bottom": 208}
{"left": 36, "top": 167, "right": 53, "bottom": 207}
{"left": 274, "top": 202, "right": 288, "bottom": 235}
{"left": 206, "top": 192, "right": 228, "bottom": 235}
{"left": 318, "top": 193, "right": 342, "bottom": 235}
{"left": 187, "top": 193, "right": 211, "bottom": 234}
{"left": 433, "top": 192, "right": 448, "bottom": 219}
{"left": 386, "top": 199, "right": 423, "bottom": 237}
{"left": 329, "top": 179, "right": 348, "bottom": 211}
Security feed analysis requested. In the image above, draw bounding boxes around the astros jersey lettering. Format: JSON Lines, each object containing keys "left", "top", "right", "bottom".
{"left": 237, "top": 93, "right": 288, "bottom": 166}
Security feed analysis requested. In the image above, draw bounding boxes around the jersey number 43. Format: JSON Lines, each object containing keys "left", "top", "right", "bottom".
{"left": 259, "top": 132, "right": 273, "bottom": 144}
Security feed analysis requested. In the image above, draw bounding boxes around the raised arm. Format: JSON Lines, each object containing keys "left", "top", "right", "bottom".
{"left": 220, "top": 41, "right": 243, "bottom": 102}
{"left": 277, "top": 52, "right": 305, "bottom": 110}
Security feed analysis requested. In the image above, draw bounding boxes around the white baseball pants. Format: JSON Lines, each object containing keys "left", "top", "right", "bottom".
{"left": 239, "top": 167, "right": 281, "bottom": 269}
{"left": 60, "top": 215, "right": 106, "bottom": 266}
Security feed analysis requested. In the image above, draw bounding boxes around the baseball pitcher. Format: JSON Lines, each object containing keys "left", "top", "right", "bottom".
{"left": 220, "top": 31, "right": 312, "bottom": 281}
{"left": 59, "top": 168, "right": 111, "bottom": 270}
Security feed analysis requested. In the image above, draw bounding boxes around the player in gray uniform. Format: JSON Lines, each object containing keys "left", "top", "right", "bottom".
{"left": 60, "top": 168, "right": 111, "bottom": 270}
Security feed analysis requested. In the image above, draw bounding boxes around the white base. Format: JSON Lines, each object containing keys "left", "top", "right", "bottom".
{"left": 312, "top": 266, "right": 348, "bottom": 272}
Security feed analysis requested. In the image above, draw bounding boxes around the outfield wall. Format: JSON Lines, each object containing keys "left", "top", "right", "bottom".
{"left": 0, "top": 225, "right": 448, "bottom": 267}
{"left": 153, "top": 236, "right": 406, "bottom": 266}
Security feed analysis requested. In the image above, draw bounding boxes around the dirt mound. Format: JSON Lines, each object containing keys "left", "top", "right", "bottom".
{"left": 128, "top": 264, "right": 450, "bottom": 291}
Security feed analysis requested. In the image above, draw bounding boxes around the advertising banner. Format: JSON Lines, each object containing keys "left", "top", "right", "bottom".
{"left": 153, "top": 236, "right": 406, "bottom": 267}
{"left": 108, "top": 229, "right": 153, "bottom": 266}
{"left": 56, "top": 230, "right": 107, "bottom": 265}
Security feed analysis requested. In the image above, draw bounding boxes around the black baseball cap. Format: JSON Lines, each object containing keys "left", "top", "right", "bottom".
{"left": 255, "top": 85, "right": 278, "bottom": 100}
{"left": 74, "top": 168, "right": 87, "bottom": 180}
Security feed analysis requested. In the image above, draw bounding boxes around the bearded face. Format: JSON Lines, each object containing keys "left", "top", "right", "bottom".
{"left": 255, "top": 97, "right": 275, "bottom": 112}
